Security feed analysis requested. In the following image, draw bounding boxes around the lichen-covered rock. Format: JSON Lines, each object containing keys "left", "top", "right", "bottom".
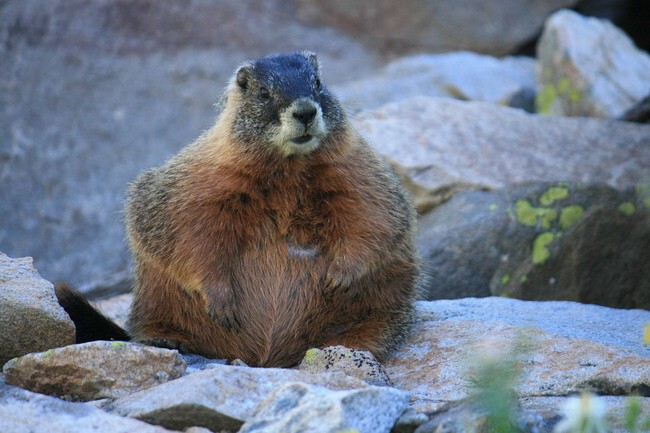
{"left": 536, "top": 9, "right": 650, "bottom": 118}
{"left": 0, "top": 252, "right": 75, "bottom": 365}
{"left": 238, "top": 382, "right": 409, "bottom": 433}
{"left": 0, "top": 383, "right": 176, "bottom": 433}
{"left": 385, "top": 299, "right": 650, "bottom": 413}
{"left": 336, "top": 52, "right": 536, "bottom": 112}
{"left": 109, "top": 363, "right": 369, "bottom": 432}
{"left": 418, "top": 182, "right": 650, "bottom": 309}
{"left": 298, "top": 346, "right": 391, "bottom": 386}
{"left": 3, "top": 341, "right": 186, "bottom": 401}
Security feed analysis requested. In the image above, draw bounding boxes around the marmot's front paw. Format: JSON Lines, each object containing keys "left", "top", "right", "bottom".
{"left": 322, "top": 257, "right": 368, "bottom": 298}
{"left": 208, "top": 304, "right": 241, "bottom": 331}
{"left": 205, "top": 285, "right": 241, "bottom": 331}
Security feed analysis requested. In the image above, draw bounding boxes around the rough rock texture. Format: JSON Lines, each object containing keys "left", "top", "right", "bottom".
{"left": 418, "top": 182, "right": 650, "bottom": 309}
{"left": 292, "top": 0, "right": 578, "bottom": 56}
{"left": 3, "top": 341, "right": 186, "bottom": 401}
{"left": 297, "top": 346, "right": 391, "bottom": 387}
{"left": 0, "top": 252, "right": 74, "bottom": 365}
{"left": 536, "top": 9, "right": 650, "bottom": 118}
{"left": 0, "top": 383, "right": 176, "bottom": 433}
{"left": 109, "top": 363, "right": 369, "bottom": 432}
{"left": 385, "top": 299, "right": 650, "bottom": 413}
{"left": 411, "top": 400, "right": 548, "bottom": 433}
{"left": 0, "top": 0, "right": 380, "bottom": 290}
{"left": 238, "top": 382, "right": 410, "bottom": 433}
{"left": 335, "top": 52, "right": 536, "bottom": 113}
{"left": 354, "top": 97, "right": 650, "bottom": 195}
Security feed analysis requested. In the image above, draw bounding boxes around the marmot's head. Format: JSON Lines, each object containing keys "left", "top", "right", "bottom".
{"left": 225, "top": 52, "right": 345, "bottom": 156}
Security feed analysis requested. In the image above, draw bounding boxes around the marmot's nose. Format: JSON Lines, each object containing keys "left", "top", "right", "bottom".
{"left": 293, "top": 107, "right": 317, "bottom": 126}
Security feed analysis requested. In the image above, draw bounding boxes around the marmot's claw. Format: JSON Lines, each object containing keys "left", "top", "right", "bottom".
{"left": 208, "top": 304, "right": 241, "bottom": 332}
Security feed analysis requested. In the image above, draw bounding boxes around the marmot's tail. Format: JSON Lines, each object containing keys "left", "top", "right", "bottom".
{"left": 55, "top": 282, "right": 131, "bottom": 343}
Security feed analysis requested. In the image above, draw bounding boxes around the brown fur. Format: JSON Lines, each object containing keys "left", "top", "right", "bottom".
{"left": 124, "top": 54, "right": 418, "bottom": 367}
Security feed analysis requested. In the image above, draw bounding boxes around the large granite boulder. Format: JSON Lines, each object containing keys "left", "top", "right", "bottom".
{"left": 354, "top": 97, "right": 650, "bottom": 207}
{"left": 536, "top": 9, "right": 650, "bottom": 118}
{"left": 0, "top": 252, "right": 74, "bottom": 365}
{"left": 417, "top": 182, "right": 650, "bottom": 309}
{"left": 292, "top": 0, "right": 578, "bottom": 56}
{"left": 335, "top": 52, "right": 537, "bottom": 113}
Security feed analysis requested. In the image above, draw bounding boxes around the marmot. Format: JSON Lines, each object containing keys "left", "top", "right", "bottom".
{"left": 58, "top": 52, "right": 419, "bottom": 368}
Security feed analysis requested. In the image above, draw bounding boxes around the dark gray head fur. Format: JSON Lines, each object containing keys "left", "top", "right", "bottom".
{"left": 226, "top": 52, "right": 346, "bottom": 155}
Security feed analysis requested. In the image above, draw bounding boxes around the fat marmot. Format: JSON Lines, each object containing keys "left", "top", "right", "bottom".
{"left": 57, "top": 52, "right": 419, "bottom": 367}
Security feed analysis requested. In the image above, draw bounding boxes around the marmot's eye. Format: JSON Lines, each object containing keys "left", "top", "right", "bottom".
{"left": 315, "top": 78, "right": 321, "bottom": 90}
{"left": 259, "top": 87, "right": 271, "bottom": 99}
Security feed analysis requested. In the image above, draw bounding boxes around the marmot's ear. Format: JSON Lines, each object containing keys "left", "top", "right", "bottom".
{"left": 236, "top": 66, "right": 252, "bottom": 90}
{"left": 302, "top": 51, "right": 319, "bottom": 72}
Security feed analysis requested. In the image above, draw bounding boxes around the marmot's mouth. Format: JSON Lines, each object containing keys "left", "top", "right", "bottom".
{"left": 291, "top": 134, "right": 313, "bottom": 145}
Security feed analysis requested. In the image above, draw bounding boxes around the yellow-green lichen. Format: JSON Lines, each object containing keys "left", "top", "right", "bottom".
{"left": 532, "top": 232, "right": 556, "bottom": 265}
{"left": 520, "top": 275, "right": 528, "bottom": 284}
{"left": 536, "top": 84, "right": 557, "bottom": 115}
{"left": 557, "top": 77, "right": 582, "bottom": 104}
{"left": 488, "top": 204, "right": 498, "bottom": 211}
{"left": 539, "top": 186, "right": 569, "bottom": 206}
{"left": 303, "top": 348, "right": 320, "bottom": 365}
{"left": 515, "top": 200, "right": 557, "bottom": 229}
{"left": 42, "top": 349, "right": 54, "bottom": 358}
{"left": 618, "top": 202, "right": 635, "bottom": 216}
{"left": 559, "top": 205, "right": 584, "bottom": 230}
{"left": 636, "top": 183, "right": 650, "bottom": 209}
{"left": 500, "top": 274, "right": 510, "bottom": 285}
{"left": 111, "top": 341, "right": 126, "bottom": 349}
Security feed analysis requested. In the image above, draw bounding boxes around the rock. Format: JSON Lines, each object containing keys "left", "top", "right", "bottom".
{"left": 292, "top": 0, "right": 578, "bottom": 56}
{"left": 0, "top": 252, "right": 74, "bottom": 365}
{"left": 239, "top": 382, "right": 410, "bottom": 433}
{"left": 536, "top": 9, "right": 650, "bottom": 118}
{"left": 621, "top": 93, "right": 650, "bottom": 123}
{"left": 335, "top": 52, "right": 537, "bottom": 113}
{"left": 392, "top": 408, "right": 430, "bottom": 433}
{"left": 297, "top": 346, "right": 391, "bottom": 386}
{"left": 181, "top": 353, "right": 228, "bottom": 375}
{"left": 0, "top": 383, "right": 176, "bottom": 433}
{"left": 412, "top": 400, "right": 547, "bottom": 433}
{"left": 3, "top": 341, "right": 186, "bottom": 401}
{"left": 354, "top": 97, "right": 650, "bottom": 195}
{"left": 418, "top": 182, "right": 650, "bottom": 309}
{"left": 109, "top": 363, "right": 370, "bottom": 432}
{"left": 0, "top": 0, "right": 380, "bottom": 290}
{"left": 384, "top": 299, "right": 650, "bottom": 413}
{"left": 94, "top": 293, "right": 133, "bottom": 329}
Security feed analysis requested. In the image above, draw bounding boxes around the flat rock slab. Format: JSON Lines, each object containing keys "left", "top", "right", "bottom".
{"left": 239, "top": 382, "right": 410, "bottom": 433}
{"left": 355, "top": 97, "right": 650, "bottom": 192}
{"left": 109, "top": 363, "right": 370, "bottom": 432}
{"left": 0, "top": 252, "right": 74, "bottom": 365}
{"left": 3, "top": 341, "right": 186, "bottom": 401}
{"left": 385, "top": 299, "right": 650, "bottom": 412}
{"left": 0, "top": 383, "right": 176, "bottom": 433}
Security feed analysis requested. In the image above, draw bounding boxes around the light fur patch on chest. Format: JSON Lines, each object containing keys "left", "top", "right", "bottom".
{"left": 287, "top": 244, "right": 318, "bottom": 259}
